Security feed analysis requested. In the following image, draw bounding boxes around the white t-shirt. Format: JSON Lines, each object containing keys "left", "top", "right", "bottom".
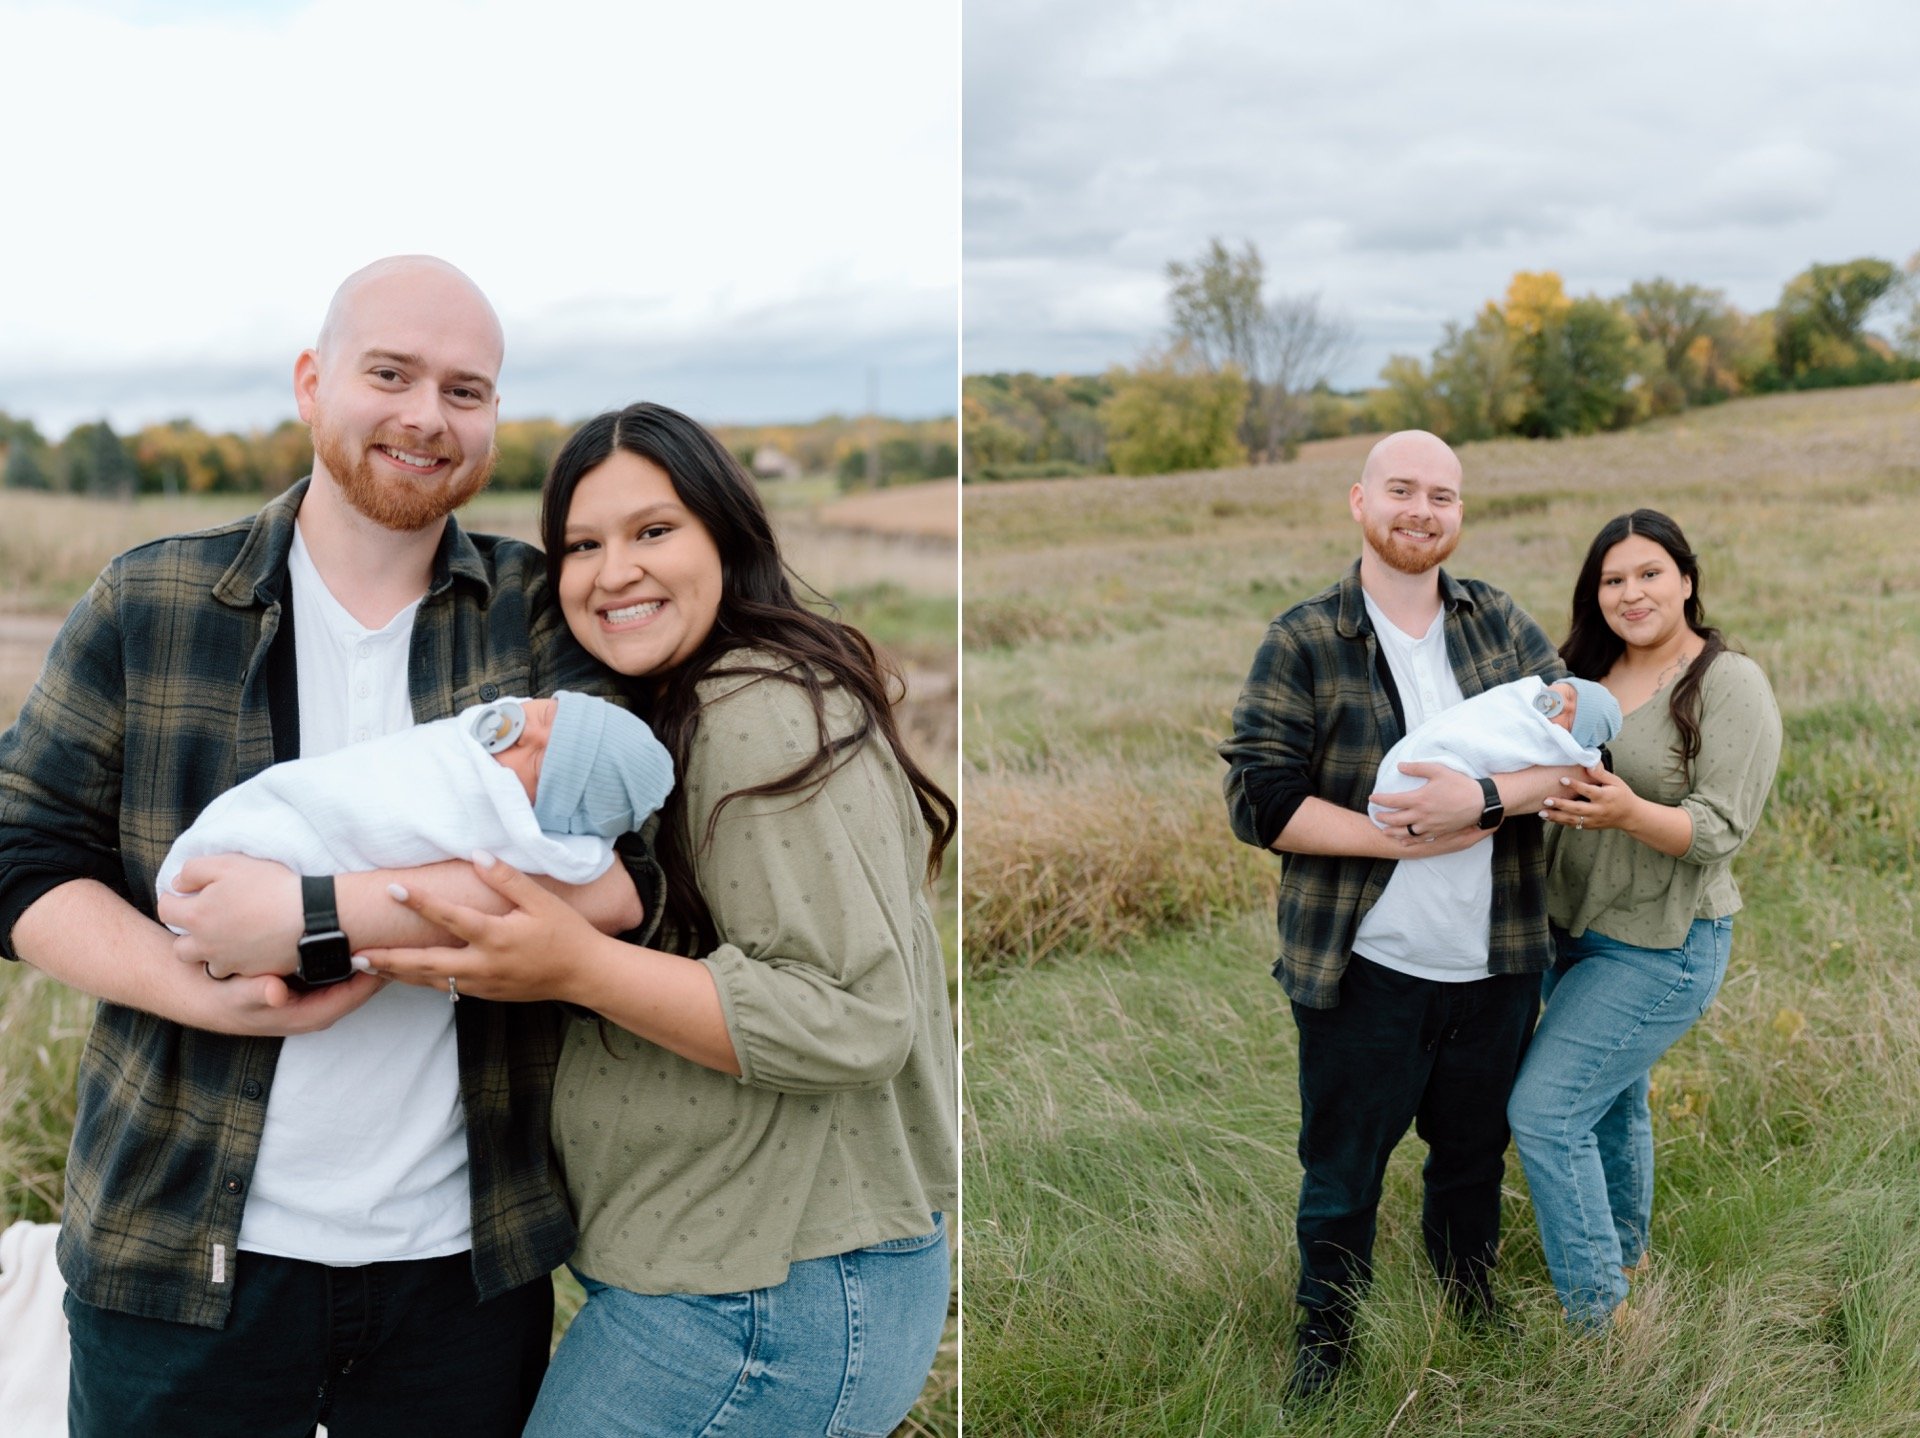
{"left": 236, "top": 523, "right": 472, "bottom": 1265}
{"left": 1351, "top": 592, "right": 1494, "bottom": 982}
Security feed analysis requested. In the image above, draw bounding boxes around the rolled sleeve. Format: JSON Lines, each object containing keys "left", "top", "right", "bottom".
{"left": 691, "top": 672, "right": 921, "bottom": 1093}
{"left": 1679, "top": 655, "right": 1783, "bottom": 867}
{"left": 1220, "top": 619, "right": 1320, "bottom": 849}
{"left": 0, "top": 568, "right": 133, "bottom": 957}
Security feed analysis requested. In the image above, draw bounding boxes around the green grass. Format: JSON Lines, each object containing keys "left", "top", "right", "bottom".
{"left": 961, "top": 382, "right": 1920, "bottom": 1434}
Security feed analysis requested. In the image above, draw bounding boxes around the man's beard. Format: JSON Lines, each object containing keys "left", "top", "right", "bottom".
{"left": 311, "top": 410, "right": 495, "bottom": 532}
{"left": 1364, "top": 514, "right": 1459, "bottom": 575}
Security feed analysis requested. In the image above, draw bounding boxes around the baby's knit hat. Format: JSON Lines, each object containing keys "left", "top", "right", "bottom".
{"left": 1563, "top": 677, "right": 1622, "bottom": 751}
{"left": 533, "top": 691, "right": 676, "bottom": 838}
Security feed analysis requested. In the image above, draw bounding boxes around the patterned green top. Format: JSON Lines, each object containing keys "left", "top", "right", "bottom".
{"left": 552, "top": 656, "right": 958, "bottom": 1295}
{"left": 1546, "top": 651, "right": 1782, "bottom": 949}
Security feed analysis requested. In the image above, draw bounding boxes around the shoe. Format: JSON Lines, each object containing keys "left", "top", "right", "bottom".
{"left": 1287, "top": 1319, "right": 1350, "bottom": 1402}
{"left": 1447, "top": 1282, "right": 1518, "bottom": 1338}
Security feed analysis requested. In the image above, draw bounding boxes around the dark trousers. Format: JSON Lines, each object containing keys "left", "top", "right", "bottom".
{"left": 1289, "top": 955, "right": 1540, "bottom": 1327}
{"left": 66, "top": 1250, "right": 552, "bottom": 1438}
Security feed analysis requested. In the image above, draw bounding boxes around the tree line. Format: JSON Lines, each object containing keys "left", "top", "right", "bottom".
{"left": 965, "top": 241, "right": 1920, "bottom": 479}
{"left": 0, "top": 411, "right": 958, "bottom": 500}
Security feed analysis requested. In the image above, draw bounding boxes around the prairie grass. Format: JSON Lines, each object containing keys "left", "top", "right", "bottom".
{"left": 962, "top": 382, "right": 1920, "bottom": 1434}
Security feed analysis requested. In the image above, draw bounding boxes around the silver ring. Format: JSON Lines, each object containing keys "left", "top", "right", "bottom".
{"left": 447, "top": 976, "right": 460, "bottom": 1004}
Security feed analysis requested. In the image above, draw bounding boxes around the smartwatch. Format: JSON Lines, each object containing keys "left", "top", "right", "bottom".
{"left": 295, "top": 874, "right": 354, "bottom": 987}
{"left": 1474, "top": 776, "right": 1504, "bottom": 831}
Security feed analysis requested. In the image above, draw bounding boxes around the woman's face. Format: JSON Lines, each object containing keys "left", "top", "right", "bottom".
{"left": 558, "top": 450, "right": 724, "bottom": 679}
{"left": 1597, "top": 533, "right": 1693, "bottom": 653}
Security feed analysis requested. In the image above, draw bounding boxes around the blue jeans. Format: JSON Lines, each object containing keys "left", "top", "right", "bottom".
{"left": 523, "top": 1215, "right": 949, "bottom": 1438}
{"left": 1508, "top": 918, "right": 1731, "bottom": 1328}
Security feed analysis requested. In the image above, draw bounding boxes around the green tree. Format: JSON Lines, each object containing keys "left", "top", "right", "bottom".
{"left": 3, "top": 434, "right": 53, "bottom": 491}
{"left": 1773, "top": 258, "right": 1901, "bottom": 379}
{"left": 1368, "top": 355, "right": 1447, "bottom": 434}
{"left": 64, "top": 420, "right": 139, "bottom": 500}
{"left": 1517, "top": 297, "right": 1644, "bottom": 438}
{"left": 1101, "top": 346, "right": 1247, "bottom": 476}
{"left": 1429, "top": 307, "right": 1526, "bottom": 442}
{"left": 1621, "top": 279, "right": 1735, "bottom": 410}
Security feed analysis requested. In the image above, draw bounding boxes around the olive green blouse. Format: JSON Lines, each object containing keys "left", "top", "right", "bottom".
{"left": 1545, "top": 650, "right": 1782, "bottom": 950}
{"left": 551, "top": 657, "right": 957, "bottom": 1295}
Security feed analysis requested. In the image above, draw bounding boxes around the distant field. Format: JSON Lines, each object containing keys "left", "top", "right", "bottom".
{"left": 962, "top": 383, "right": 1920, "bottom": 1436}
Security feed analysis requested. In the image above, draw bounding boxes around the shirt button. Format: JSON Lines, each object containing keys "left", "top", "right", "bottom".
{"left": 355, "top": 683, "right": 369, "bottom": 698}
{"left": 223, "top": 1176, "right": 244, "bottom": 1196}
{"left": 480, "top": 683, "right": 499, "bottom": 701}
{"left": 242, "top": 1080, "right": 262, "bottom": 1100}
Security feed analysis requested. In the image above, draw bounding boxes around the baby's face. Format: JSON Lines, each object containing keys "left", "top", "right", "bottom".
{"left": 492, "top": 698, "right": 558, "bottom": 803}
{"left": 1547, "top": 682, "right": 1578, "bottom": 733}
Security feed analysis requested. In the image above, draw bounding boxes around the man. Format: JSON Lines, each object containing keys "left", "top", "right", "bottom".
{"left": 1219, "top": 430, "right": 1577, "bottom": 1399}
{"left": 0, "top": 257, "right": 651, "bottom": 1436}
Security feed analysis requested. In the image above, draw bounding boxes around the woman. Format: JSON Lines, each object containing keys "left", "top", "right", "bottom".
{"left": 1508, "top": 509, "right": 1781, "bottom": 1330}
{"left": 366, "top": 402, "right": 958, "bottom": 1435}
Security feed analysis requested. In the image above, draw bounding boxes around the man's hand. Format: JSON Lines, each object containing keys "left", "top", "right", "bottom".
{"left": 186, "top": 970, "right": 387, "bottom": 1036}
{"left": 160, "top": 855, "right": 301, "bottom": 978}
{"left": 1369, "top": 764, "right": 1485, "bottom": 841}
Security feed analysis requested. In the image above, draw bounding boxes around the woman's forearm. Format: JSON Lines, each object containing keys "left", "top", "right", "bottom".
{"left": 562, "top": 936, "right": 742, "bottom": 1076}
{"left": 1621, "top": 796, "right": 1695, "bottom": 858}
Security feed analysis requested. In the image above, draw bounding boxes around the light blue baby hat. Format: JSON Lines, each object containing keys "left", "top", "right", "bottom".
{"left": 533, "top": 691, "right": 676, "bottom": 838}
{"left": 1563, "top": 677, "right": 1622, "bottom": 750}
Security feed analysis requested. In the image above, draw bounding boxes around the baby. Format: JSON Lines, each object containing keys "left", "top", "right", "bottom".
{"left": 1368, "top": 675, "right": 1622, "bottom": 829}
{"left": 157, "top": 690, "right": 674, "bottom": 905}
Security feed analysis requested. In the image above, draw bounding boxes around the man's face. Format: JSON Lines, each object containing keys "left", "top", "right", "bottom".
{"left": 1349, "top": 450, "right": 1462, "bottom": 575}
{"left": 297, "top": 267, "right": 502, "bottom": 532}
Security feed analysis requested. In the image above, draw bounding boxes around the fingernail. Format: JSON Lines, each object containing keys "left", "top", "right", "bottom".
{"left": 351, "top": 954, "right": 372, "bottom": 972}
{"left": 387, "top": 883, "right": 410, "bottom": 902}
{"left": 471, "top": 848, "right": 496, "bottom": 868}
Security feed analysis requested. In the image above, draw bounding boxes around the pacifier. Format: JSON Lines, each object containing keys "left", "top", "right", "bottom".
{"left": 469, "top": 700, "right": 528, "bottom": 753}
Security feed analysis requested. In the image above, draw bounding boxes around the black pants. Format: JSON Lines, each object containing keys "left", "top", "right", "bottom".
{"left": 1289, "top": 955, "right": 1540, "bottom": 1327}
{"left": 66, "top": 1250, "right": 552, "bottom": 1438}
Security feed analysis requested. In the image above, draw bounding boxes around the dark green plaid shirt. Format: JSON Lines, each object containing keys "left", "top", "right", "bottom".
{"left": 1220, "top": 561, "right": 1565, "bottom": 1009}
{"left": 0, "top": 480, "right": 660, "bottom": 1328}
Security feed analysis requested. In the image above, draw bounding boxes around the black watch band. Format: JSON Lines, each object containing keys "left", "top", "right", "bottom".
{"left": 1475, "top": 776, "right": 1504, "bottom": 831}
{"left": 296, "top": 874, "right": 354, "bottom": 987}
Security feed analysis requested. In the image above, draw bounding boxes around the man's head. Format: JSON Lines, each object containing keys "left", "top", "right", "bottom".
{"left": 1349, "top": 430, "right": 1463, "bottom": 576}
{"left": 295, "top": 256, "right": 504, "bottom": 532}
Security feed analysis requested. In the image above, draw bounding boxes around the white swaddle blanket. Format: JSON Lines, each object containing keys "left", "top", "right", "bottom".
{"left": 156, "top": 711, "right": 616, "bottom": 903}
{"left": 0, "top": 1221, "right": 67, "bottom": 1438}
{"left": 1367, "top": 675, "right": 1603, "bottom": 827}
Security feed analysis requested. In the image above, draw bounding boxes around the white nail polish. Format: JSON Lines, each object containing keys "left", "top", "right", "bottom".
{"left": 471, "top": 848, "right": 497, "bottom": 868}
{"left": 387, "top": 883, "right": 410, "bottom": 902}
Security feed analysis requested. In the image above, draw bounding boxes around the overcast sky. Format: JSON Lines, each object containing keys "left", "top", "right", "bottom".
{"left": 0, "top": 0, "right": 957, "bottom": 437}
{"left": 964, "top": 0, "right": 1920, "bottom": 387}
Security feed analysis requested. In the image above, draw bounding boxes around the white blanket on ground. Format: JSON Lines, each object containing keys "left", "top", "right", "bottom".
{"left": 0, "top": 1220, "right": 67, "bottom": 1438}
{"left": 1368, "top": 675, "right": 1601, "bottom": 827}
{"left": 156, "top": 714, "right": 616, "bottom": 901}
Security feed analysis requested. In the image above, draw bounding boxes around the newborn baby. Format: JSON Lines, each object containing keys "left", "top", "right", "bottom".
{"left": 1367, "top": 675, "right": 1622, "bottom": 829}
{"left": 157, "top": 690, "right": 674, "bottom": 905}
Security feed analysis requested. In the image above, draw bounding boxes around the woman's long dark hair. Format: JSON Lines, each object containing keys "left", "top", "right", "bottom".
{"left": 1560, "top": 508, "right": 1725, "bottom": 783}
{"left": 541, "top": 402, "right": 956, "bottom": 956}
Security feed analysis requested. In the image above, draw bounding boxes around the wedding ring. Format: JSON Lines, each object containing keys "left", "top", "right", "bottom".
{"left": 447, "top": 976, "right": 460, "bottom": 1003}
{"left": 1576, "top": 818, "right": 1585, "bottom": 830}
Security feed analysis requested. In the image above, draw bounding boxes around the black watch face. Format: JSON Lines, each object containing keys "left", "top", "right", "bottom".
{"left": 296, "top": 931, "right": 354, "bottom": 986}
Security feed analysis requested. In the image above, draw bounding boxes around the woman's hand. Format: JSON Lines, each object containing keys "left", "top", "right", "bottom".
{"left": 1539, "top": 764, "right": 1638, "bottom": 831}
{"left": 355, "top": 850, "right": 602, "bottom": 1004}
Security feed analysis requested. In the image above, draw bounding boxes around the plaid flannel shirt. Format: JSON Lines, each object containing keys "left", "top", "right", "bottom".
{"left": 1220, "top": 561, "right": 1565, "bottom": 1009}
{"left": 0, "top": 480, "right": 662, "bottom": 1328}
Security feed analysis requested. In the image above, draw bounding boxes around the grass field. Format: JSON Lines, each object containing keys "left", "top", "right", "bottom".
{"left": 0, "top": 478, "right": 958, "bottom": 1437}
{"left": 961, "top": 382, "right": 1920, "bottom": 1436}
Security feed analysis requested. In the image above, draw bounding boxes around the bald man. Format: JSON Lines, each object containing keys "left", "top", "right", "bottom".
{"left": 1220, "top": 431, "right": 1582, "bottom": 1400}
{"left": 0, "top": 257, "right": 653, "bottom": 1436}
